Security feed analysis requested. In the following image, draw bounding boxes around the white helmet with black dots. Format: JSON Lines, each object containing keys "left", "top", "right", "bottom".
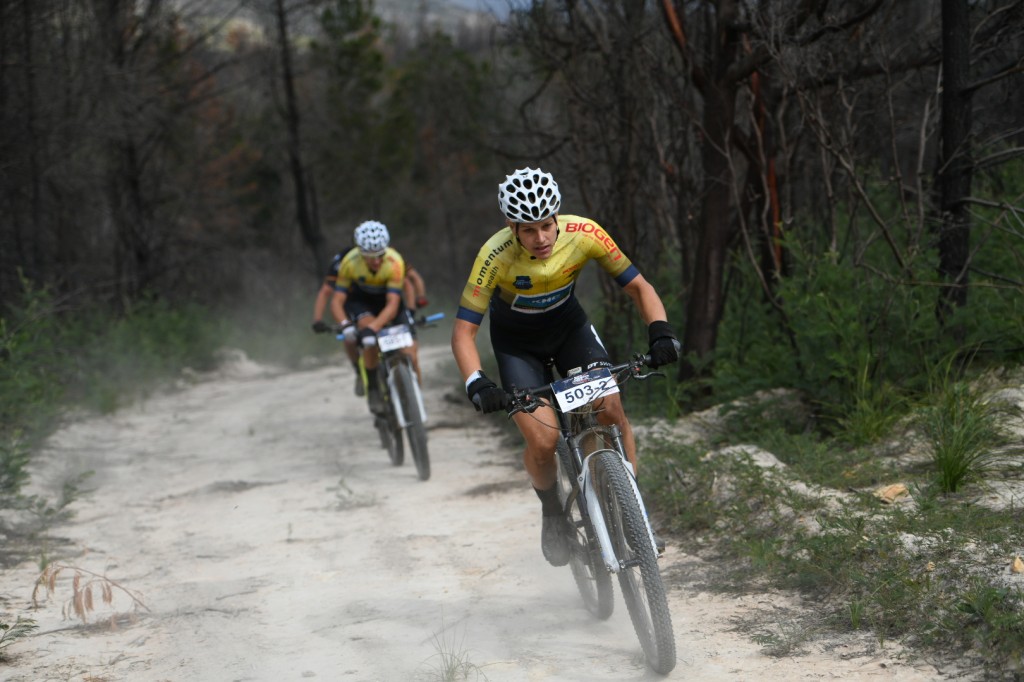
{"left": 354, "top": 220, "right": 390, "bottom": 255}
{"left": 498, "top": 167, "right": 561, "bottom": 223}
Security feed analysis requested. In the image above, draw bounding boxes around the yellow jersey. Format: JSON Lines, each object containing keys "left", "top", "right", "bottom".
{"left": 457, "top": 215, "right": 638, "bottom": 329}
{"left": 336, "top": 247, "right": 406, "bottom": 299}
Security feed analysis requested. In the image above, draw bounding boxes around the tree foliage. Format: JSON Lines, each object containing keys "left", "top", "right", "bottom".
{"left": 1, "top": 0, "right": 1022, "bottom": 412}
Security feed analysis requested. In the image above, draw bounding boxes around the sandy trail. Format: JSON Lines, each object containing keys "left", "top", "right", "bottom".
{"left": 0, "top": 342, "right": 948, "bottom": 681}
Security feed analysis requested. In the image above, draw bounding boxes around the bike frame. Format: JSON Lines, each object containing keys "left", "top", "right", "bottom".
{"left": 514, "top": 357, "right": 661, "bottom": 573}
{"left": 374, "top": 312, "right": 444, "bottom": 428}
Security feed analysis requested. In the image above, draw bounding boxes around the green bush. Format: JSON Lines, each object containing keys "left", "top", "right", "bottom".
{"left": 917, "top": 378, "right": 1024, "bottom": 493}
{"left": 69, "top": 296, "right": 224, "bottom": 412}
{"left": 0, "top": 284, "right": 227, "bottom": 501}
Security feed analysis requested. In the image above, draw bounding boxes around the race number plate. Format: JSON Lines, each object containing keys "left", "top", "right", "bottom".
{"left": 552, "top": 367, "right": 619, "bottom": 412}
{"left": 377, "top": 325, "right": 414, "bottom": 352}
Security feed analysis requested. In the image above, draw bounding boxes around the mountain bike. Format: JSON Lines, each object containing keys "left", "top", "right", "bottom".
{"left": 339, "top": 312, "right": 444, "bottom": 481}
{"left": 506, "top": 354, "right": 676, "bottom": 675}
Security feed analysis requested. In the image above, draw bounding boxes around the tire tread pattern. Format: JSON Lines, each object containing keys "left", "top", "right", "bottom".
{"left": 394, "top": 361, "right": 430, "bottom": 481}
{"left": 556, "top": 436, "right": 613, "bottom": 619}
{"left": 591, "top": 450, "right": 676, "bottom": 674}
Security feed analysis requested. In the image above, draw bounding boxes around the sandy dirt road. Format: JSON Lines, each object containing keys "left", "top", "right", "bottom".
{"left": 0, "top": 341, "right": 952, "bottom": 681}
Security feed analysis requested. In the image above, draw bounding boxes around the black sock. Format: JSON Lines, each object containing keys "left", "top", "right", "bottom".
{"left": 366, "top": 367, "right": 379, "bottom": 391}
{"left": 534, "top": 484, "right": 562, "bottom": 516}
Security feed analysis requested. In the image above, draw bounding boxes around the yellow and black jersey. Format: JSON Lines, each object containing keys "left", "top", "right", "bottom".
{"left": 457, "top": 215, "right": 639, "bottom": 330}
{"left": 335, "top": 247, "right": 406, "bottom": 299}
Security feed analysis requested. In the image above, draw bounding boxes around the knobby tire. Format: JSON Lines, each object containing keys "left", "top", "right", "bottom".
{"left": 590, "top": 449, "right": 676, "bottom": 675}
{"left": 394, "top": 361, "right": 430, "bottom": 481}
{"left": 379, "top": 365, "right": 403, "bottom": 466}
{"left": 556, "top": 434, "right": 614, "bottom": 620}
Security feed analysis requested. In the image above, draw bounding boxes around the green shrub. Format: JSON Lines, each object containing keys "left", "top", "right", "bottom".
{"left": 0, "top": 434, "right": 31, "bottom": 502}
{"left": 0, "top": 616, "right": 38, "bottom": 657}
{"left": 917, "top": 379, "right": 1023, "bottom": 493}
{"left": 0, "top": 284, "right": 227, "bottom": 501}
{"left": 71, "top": 296, "right": 224, "bottom": 412}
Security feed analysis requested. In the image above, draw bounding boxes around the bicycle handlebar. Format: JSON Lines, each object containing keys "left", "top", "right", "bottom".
{"left": 506, "top": 352, "right": 661, "bottom": 417}
{"left": 330, "top": 311, "right": 446, "bottom": 336}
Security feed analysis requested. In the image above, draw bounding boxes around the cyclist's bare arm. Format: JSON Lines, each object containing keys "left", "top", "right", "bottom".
{"left": 451, "top": 319, "right": 484, "bottom": 383}
{"left": 403, "top": 277, "right": 417, "bottom": 309}
{"left": 313, "top": 283, "right": 336, "bottom": 322}
{"left": 329, "top": 289, "right": 349, "bottom": 324}
{"left": 411, "top": 268, "right": 427, "bottom": 297}
{"left": 622, "top": 274, "right": 669, "bottom": 325}
{"left": 405, "top": 266, "right": 425, "bottom": 305}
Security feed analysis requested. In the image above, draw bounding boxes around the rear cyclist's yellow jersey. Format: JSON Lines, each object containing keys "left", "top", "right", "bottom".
{"left": 335, "top": 247, "right": 406, "bottom": 300}
{"left": 457, "top": 215, "right": 639, "bottom": 330}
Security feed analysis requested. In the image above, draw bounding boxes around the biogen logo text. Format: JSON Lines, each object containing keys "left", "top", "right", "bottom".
{"left": 565, "top": 222, "right": 621, "bottom": 260}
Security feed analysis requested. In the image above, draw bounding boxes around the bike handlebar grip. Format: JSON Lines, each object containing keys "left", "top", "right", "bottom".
{"left": 424, "top": 312, "right": 446, "bottom": 323}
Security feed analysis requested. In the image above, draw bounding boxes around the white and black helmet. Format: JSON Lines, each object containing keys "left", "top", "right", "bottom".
{"left": 354, "top": 220, "right": 390, "bottom": 255}
{"left": 497, "top": 167, "right": 561, "bottom": 222}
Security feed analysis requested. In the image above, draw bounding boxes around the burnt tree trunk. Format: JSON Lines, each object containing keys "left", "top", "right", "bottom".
{"left": 935, "top": 0, "right": 973, "bottom": 337}
{"left": 274, "top": 0, "right": 326, "bottom": 277}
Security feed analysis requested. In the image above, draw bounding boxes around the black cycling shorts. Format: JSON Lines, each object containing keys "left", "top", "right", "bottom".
{"left": 491, "top": 318, "right": 611, "bottom": 393}
{"left": 344, "top": 295, "right": 406, "bottom": 322}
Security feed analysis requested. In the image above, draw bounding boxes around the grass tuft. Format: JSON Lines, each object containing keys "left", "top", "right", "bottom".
{"left": 917, "top": 380, "right": 1024, "bottom": 493}
{"left": 423, "top": 616, "right": 489, "bottom": 681}
{"left": 0, "top": 616, "right": 38, "bottom": 657}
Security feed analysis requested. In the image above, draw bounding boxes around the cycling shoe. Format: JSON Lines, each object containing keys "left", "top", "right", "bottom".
{"left": 541, "top": 515, "right": 570, "bottom": 567}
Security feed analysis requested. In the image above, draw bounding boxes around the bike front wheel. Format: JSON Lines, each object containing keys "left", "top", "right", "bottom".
{"left": 377, "top": 366, "right": 403, "bottom": 466}
{"left": 589, "top": 449, "right": 676, "bottom": 675}
{"left": 393, "top": 361, "right": 430, "bottom": 481}
{"left": 376, "top": 413, "right": 403, "bottom": 466}
{"left": 556, "top": 437, "right": 613, "bottom": 619}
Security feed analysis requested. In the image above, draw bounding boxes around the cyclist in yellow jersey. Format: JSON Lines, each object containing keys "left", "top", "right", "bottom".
{"left": 451, "top": 167, "right": 680, "bottom": 566}
{"left": 327, "top": 220, "right": 412, "bottom": 413}
{"left": 313, "top": 244, "right": 430, "bottom": 392}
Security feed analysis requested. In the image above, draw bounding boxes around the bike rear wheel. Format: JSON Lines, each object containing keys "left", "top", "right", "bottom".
{"left": 376, "top": 414, "right": 403, "bottom": 466}
{"left": 590, "top": 449, "right": 676, "bottom": 675}
{"left": 556, "top": 436, "right": 614, "bottom": 619}
{"left": 394, "top": 361, "right": 430, "bottom": 481}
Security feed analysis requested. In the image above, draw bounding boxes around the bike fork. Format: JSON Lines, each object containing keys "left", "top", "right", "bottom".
{"left": 577, "top": 428, "right": 660, "bottom": 571}
{"left": 385, "top": 359, "right": 427, "bottom": 428}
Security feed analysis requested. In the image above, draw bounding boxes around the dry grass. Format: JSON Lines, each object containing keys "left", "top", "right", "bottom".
{"left": 32, "top": 563, "right": 150, "bottom": 627}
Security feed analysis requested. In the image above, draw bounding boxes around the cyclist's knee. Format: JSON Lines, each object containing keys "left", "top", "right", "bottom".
{"left": 524, "top": 431, "right": 559, "bottom": 461}
{"left": 596, "top": 397, "right": 627, "bottom": 424}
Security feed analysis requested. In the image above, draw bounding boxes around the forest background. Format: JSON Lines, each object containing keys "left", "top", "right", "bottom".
{"left": 3, "top": 0, "right": 1024, "bottom": 675}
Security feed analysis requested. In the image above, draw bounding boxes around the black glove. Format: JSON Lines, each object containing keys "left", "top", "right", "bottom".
{"left": 357, "top": 327, "right": 377, "bottom": 347}
{"left": 311, "top": 319, "right": 330, "bottom": 334}
{"left": 647, "top": 320, "right": 680, "bottom": 368}
{"left": 467, "top": 373, "right": 509, "bottom": 413}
